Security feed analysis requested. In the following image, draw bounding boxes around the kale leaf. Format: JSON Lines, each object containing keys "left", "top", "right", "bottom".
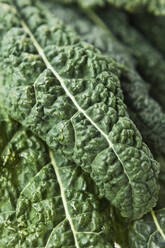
{"left": 130, "top": 14, "right": 165, "bottom": 58}
{"left": 129, "top": 209, "right": 165, "bottom": 248}
{"left": 0, "top": 108, "right": 114, "bottom": 247}
{"left": 98, "top": 7, "right": 165, "bottom": 109}
{"left": 52, "top": 0, "right": 165, "bottom": 15}
{"left": 47, "top": 1, "right": 165, "bottom": 153}
{"left": 0, "top": 0, "right": 160, "bottom": 220}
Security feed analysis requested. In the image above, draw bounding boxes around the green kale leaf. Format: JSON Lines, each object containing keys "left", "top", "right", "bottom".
{"left": 47, "top": 1, "right": 165, "bottom": 153}
{"left": 154, "top": 153, "right": 165, "bottom": 209}
{"left": 130, "top": 14, "right": 165, "bottom": 57}
{"left": 0, "top": 108, "right": 113, "bottom": 247}
{"left": 0, "top": 0, "right": 160, "bottom": 220}
{"left": 98, "top": 7, "right": 165, "bottom": 109}
{"left": 52, "top": 0, "right": 165, "bottom": 15}
{"left": 129, "top": 209, "right": 165, "bottom": 248}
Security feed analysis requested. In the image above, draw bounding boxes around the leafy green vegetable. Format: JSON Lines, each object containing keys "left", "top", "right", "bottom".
{"left": 0, "top": 0, "right": 160, "bottom": 220}
{"left": 108, "top": 0, "right": 165, "bottom": 15}
{"left": 1, "top": 0, "right": 165, "bottom": 247}
{"left": 129, "top": 209, "right": 165, "bottom": 248}
{"left": 130, "top": 14, "right": 165, "bottom": 57}
{"left": 53, "top": 0, "right": 105, "bottom": 8}
{"left": 98, "top": 7, "right": 165, "bottom": 109}
{"left": 47, "top": 2, "right": 165, "bottom": 152}
{"left": 128, "top": 150, "right": 165, "bottom": 248}
{"left": 0, "top": 108, "right": 114, "bottom": 247}
{"left": 53, "top": 0, "right": 165, "bottom": 15}
{"left": 154, "top": 153, "right": 165, "bottom": 209}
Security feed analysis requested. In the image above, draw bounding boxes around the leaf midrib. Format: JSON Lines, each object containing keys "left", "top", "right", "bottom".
{"left": 151, "top": 209, "right": 165, "bottom": 241}
{"left": 5, "top": 1, "right": 135, "bottom": 219}
{"left": 20, "top": 16, "right": 132, "bottom": 189}
{"left": 49, "top": 150, "right": 80, "bottom": 248}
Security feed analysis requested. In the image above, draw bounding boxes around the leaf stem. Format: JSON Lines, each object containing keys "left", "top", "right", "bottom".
{"left": 49, "top": 150, "right": 80, "bottom": 248}
{"left": 151, "top": 209, "right": 165, "bottom": 241}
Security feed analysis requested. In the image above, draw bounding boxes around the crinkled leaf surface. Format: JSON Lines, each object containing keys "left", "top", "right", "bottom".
{"left": 129, "top": 209, "right": 165, "bottom": 248}
{"left": 155, "top": 153, "right": 165, "bottom": 209}
{"left": 0, "top": 109, "right": 113, "bottom": 247}
{"left": 0, "top": 0, "right": 159, "bottom": 220}
{"left": 47, "top": 1, "right": 165, "bottom": 153}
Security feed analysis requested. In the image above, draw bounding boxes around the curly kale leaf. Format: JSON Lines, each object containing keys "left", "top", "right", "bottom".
{"left": 0, "top": 109, "right": 113, "bottom": 247}
{"left": 129, "top": 209, "right": 165, "bottom": 248}
{"left": 52, "top": 0, "right": 165, "bottom": 15}
{"left": 120, "top": 75, "right": 165, "bottom": 152}
{"left": 0, "top": 0, "right": 160, "bottom": 220}
{"left": 47, "top": 2, "right": 165, "bottom": 153}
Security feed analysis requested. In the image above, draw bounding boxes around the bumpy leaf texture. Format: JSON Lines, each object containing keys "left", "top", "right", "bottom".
{"left": 0, "top": 108, "right": 113, "bottom": 247}
{"left": 129, "top": 209, "right": 165, "bottom": 248}
{"left": 53, "top": 0, "right": 165, "bottom": 15}
{"left": 0, "top": 0, "right": 159, "bottom": 220}
{"left": 47, "top": 1, "right": 165, "bottom": 153}
{"left": 155, "top": 153, "right": 165, "bottom": 209}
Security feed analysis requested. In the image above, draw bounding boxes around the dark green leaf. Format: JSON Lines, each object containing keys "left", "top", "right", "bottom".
{"left": 0, "top": 0, "right": 160, "bottom": 219}
{"left": 98, "top": 7, "right": 165, "bottom": 109}
{"left": 47, "top": 1, "right": 165, "bottom": 153}
{"left": 0, "top": 110, "right": 113, "bottom": 247}
{"left": 129, "top": 209, "right": 165, "bottom": 248}
{"left": 130, "top": 14, "right": 165, "bottom": 58}
{"left": 52, "top": 0, "right": 165, "bottom": 15}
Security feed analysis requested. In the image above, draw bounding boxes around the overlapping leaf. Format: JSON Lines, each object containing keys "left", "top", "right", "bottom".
{"left": 130, "top": 14, "right": 165, "bottom": 57}
{"left": 53, "top": 0, "right": 165, "bottom": 15}
{"left": 0, "top": 0, "right": 160, "bottom": 219}
{"left": 47, "top": 1, "right": 165, "bottom": 153}
{"left": 129, "top": 209, "right": 165, "bottom": 248}
{"left": 0, "top": 108, "right": 113, "bottom": 247}
{"left": 98, "top": 7, "right": 165, "bottom": 109}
